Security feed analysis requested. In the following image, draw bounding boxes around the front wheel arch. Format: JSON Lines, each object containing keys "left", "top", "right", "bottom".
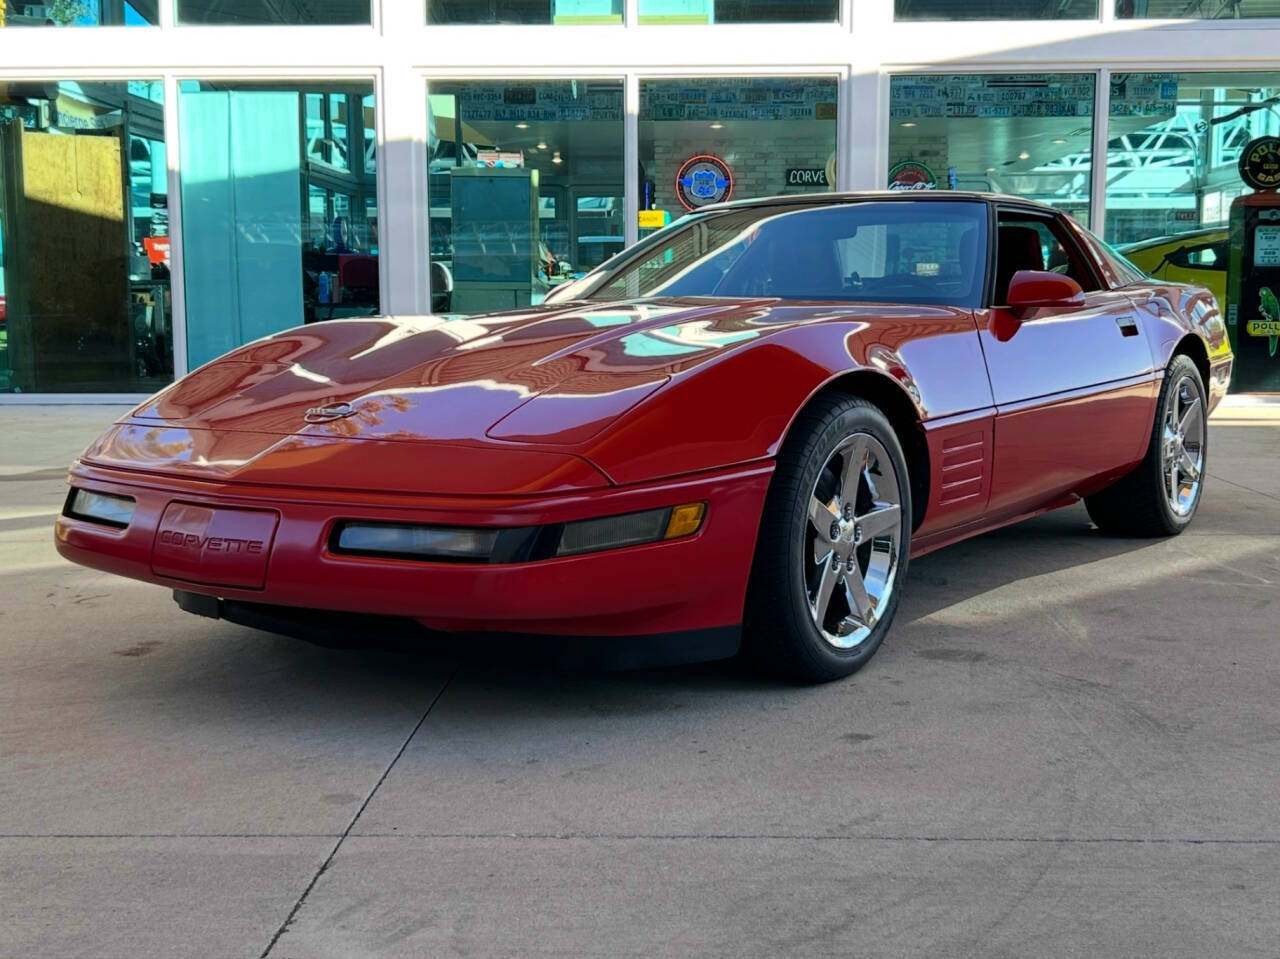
{"left": 1171, "top": 332, "right": 1211, "bottom": 394}
{"left": 779, "top": 371, "right": 930, "bottom": 533}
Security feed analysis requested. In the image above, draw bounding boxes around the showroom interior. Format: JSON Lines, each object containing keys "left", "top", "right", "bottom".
{"left": 1, "top": 0, "right": 1278, "bottom": 397}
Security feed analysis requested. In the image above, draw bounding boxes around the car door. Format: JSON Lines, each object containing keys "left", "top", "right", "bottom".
{"left": 979, "top": 209, "right": 1159, "bottom": 519}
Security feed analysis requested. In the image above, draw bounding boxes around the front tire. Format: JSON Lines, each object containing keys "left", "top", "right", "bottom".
{"left": 744, "top": 395, "right": 911, "bottom": 683}
{"left": 1085, "top": 354, "right": 1208, "bottom": 537}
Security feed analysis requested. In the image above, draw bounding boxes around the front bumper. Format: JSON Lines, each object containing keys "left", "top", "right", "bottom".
{"left": 55, "top": 461, "right": 772, "bottom": 638}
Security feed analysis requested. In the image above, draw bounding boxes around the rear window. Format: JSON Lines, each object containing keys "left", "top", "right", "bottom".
{"left": 581, "top": 200, "right": 989, "bottom": 308}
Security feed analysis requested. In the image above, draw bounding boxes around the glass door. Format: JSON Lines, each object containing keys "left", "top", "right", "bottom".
{"left": 572, "top": 189, "right": 624, "bottom": 274}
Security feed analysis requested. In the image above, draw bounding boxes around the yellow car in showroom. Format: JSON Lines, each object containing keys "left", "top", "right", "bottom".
{"left": 1120, "top": 227, "right": 1228, "bottom": 311}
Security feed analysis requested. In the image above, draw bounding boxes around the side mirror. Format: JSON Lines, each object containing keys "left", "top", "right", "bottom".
{"left": 990, "top": 271, "right": 1085, "bottom": 342}
{"left": 1005, "top": 270, "right": 1084, "bottom": 311}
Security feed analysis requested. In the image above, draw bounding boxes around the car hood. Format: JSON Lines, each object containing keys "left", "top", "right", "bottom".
{"left": 127, "top": 298, "right": 788, "bottom": 438}
{"left": 81, "top": 298, "right": 791, "bottom": 493}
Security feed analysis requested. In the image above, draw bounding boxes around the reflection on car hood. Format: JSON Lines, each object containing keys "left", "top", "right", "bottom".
{"left": 124, "top": 298, "right": 791, "bottom": 442}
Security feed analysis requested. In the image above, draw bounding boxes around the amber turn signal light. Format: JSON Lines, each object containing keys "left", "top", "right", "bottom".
{"left": 664, "top": 502, "right": 706, "bottom": 540}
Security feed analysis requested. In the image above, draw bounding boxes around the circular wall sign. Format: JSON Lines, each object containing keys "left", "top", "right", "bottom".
{"left": 888, "top": 160, "right": 936, "bottom": 191}
{"left": 1239, "top": 136, "right": 1280, "bottom": 191}
{"left": 675, "top": 154, "right": 734, "bottom": 210}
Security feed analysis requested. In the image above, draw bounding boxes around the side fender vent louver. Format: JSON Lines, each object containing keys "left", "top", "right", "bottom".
{"left": 938, "top": 430, "right": 987, "bottom": 506}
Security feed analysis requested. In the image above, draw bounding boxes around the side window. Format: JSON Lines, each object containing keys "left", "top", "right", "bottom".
{"left": 994, "top": 213, "right": 1100, "bottom": 304}
{"left": 1182, "top": 243, "right": 1224, "bottom": 270}
{"left": 1165, "top": 241, "right": 1226, "bottom": 271}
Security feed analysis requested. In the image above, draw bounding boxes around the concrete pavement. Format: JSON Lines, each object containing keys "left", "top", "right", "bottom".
{"left": 1, "top": 402, "right": 1278, "bottom": 957}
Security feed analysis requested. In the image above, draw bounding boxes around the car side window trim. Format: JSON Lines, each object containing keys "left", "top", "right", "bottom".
{"left": 981, "top": 200, "right": 999, "bottom": 309}
{"left": 993, "top": 205, "right": 1104, "bottom": 298}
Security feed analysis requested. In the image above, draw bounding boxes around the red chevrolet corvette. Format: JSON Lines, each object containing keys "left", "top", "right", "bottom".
{"left": 56, "top": 193, "right": 1231, "bottom": 681}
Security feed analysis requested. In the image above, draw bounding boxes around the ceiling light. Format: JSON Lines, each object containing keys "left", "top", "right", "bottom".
{"left": 900, "top": 121, "right": 917, "bottom": 128}
{"left": 1018, "top": 151, "right": 1031, "bottom": 160}
{"left": 1051, "top": 138, "right": 1066, "bottom": 145}
{"left": 516, "top": 122, "right": 529, "bottom": 129}
{"left": 710, "top": 122, "right": 724, "bottom": 130}
{"left": 537, "top": 141, "right": 547, "bottom": 150}
{"left": 986, "top": 166, "right": 996, "bottom": 173}
{"left": 552, "top": 151, "right": 563, "bottom": 164}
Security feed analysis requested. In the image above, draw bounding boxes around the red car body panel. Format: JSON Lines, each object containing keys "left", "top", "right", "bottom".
{"left": 54, "top": 194, "right": 1232, "bottom": 646}
{"left": 58, "top": 459, "right": 772, "bottom": 636}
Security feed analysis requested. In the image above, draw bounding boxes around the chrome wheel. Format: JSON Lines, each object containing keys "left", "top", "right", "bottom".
{"left": 1162, "top": 373, "right": 1206, "bottom": 518}
{"left": 804, "top": 432, "right": 903, "bottom": 650}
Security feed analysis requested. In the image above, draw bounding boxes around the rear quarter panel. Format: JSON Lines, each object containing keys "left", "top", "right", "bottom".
{"left": 1124, "top": 280, "right": 1232, "bottom": 412}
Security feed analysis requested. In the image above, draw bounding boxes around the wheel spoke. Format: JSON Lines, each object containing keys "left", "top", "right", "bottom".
{"left": 811, "top": 557, "right": 841, "bottom": 627}
{"left": 1168, "top": 461, "right": 1180, "bottom": 502}
{"left": 862, "top": 465, "right": 880, "bottom": 502}
{"left": 857, "top": 502, "right": 901, "bottom": 541}
{"left": 837, "top": 436, "right": 868, "bottom": 504}
{"left": 843, "top": 566, "right": 875, "bottom": 623}
{"left": 1178, "top": 396, "right": 1201, "bottom": 436}
{"left": 808, "top": 496, "right": 838, "bottom": 564}
{"left": 1179, "top": 448, "right": 1201, "bottom": 481}
{"left": 812, "top": 538, "right": 834, "bottom": 566}
{"left": 809, "top": 495, "right": 837, "bottom": 535}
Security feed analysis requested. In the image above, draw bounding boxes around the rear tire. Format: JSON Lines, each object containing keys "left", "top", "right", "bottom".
{"left": 744, "top": 395, "right": 911, "bottom": 684}
{"left": 1084, "top": 354, "right": 1207, "bottom": 537}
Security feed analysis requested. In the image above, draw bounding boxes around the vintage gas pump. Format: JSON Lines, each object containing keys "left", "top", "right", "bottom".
{"left": 1226, "top": 136, "right": 1280, "bottom": 392}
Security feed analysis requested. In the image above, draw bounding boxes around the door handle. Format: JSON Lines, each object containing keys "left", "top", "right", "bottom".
{"left": 1116, "top": 316, "right": 1140, "bottom": 338}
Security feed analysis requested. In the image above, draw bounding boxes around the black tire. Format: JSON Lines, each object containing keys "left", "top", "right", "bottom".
{"left": 1084, "top": 354, "right": 1208, "bottom": 537}
{"left": 743, "top": 395, "right": 912, "bottom": 684}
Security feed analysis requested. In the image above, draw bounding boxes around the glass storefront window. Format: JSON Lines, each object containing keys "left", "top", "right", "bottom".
{"left": 1103, "top": 73, "right": 1280, "bottom": 371}
{"left": 305, "top": 93, "right": 325, "bottom": 165}
{"left": 0, "top": 80, "right": 170, "bottom": 393}
{"left": 1104, "top": 73, "right": 1278, "bottom": 247}
{"left": 177, "top": 81, "right": 377, "bottom": 369}
{"left": 888, "top": 73, "right": 1096, "bottom": 225}
{"left": 895, "top": 0, "right": 1095, "bottom": 19}
{"left": 1117, "top": 0, "right": 1272, "bottom": 17}
{"left": 0, "top": 1, "right": 156, "bottom": 26}
{"left": 175, "top": 0, "right": 369, "bottom": 24}
{"left": 427, "top": 1, "right": 622, "bottom": 24}
{"left": 361, "top": 93, "right": 376, "bottom": 175}
{"left": 638, "top": 77, "right": 838, "bottom": 235}
{"left": 637, "top": 1, "right": 838, "bottom": 22}
{"left": 305, "top": 92, "right": 352, "bottom": 171}
{"left": 426, "top": 78, "right": 624, "bottom": 313}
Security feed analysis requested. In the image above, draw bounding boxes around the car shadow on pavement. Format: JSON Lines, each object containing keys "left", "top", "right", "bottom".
{"left": 104, "top": 496, "right": 1232, "bottom": 723}
{"left": 182, "top": 502, "right": 1162, "bottom": 702}
{"left": 896, "top": 501, "right": 1158, "bottom": 625}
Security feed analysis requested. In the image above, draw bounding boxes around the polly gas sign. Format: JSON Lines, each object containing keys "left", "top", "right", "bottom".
{"left": 1239, "top": 136, "right": 1280, "bottom": 192}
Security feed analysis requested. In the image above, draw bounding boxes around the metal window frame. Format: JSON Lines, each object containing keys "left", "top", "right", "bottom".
{"left": 4, "top": 1, "right": 1280, "bottom": 400}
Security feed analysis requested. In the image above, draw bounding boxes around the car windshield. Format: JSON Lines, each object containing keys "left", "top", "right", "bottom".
{"left": 576, "top": 200, "right": 989, "bottom": 308}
